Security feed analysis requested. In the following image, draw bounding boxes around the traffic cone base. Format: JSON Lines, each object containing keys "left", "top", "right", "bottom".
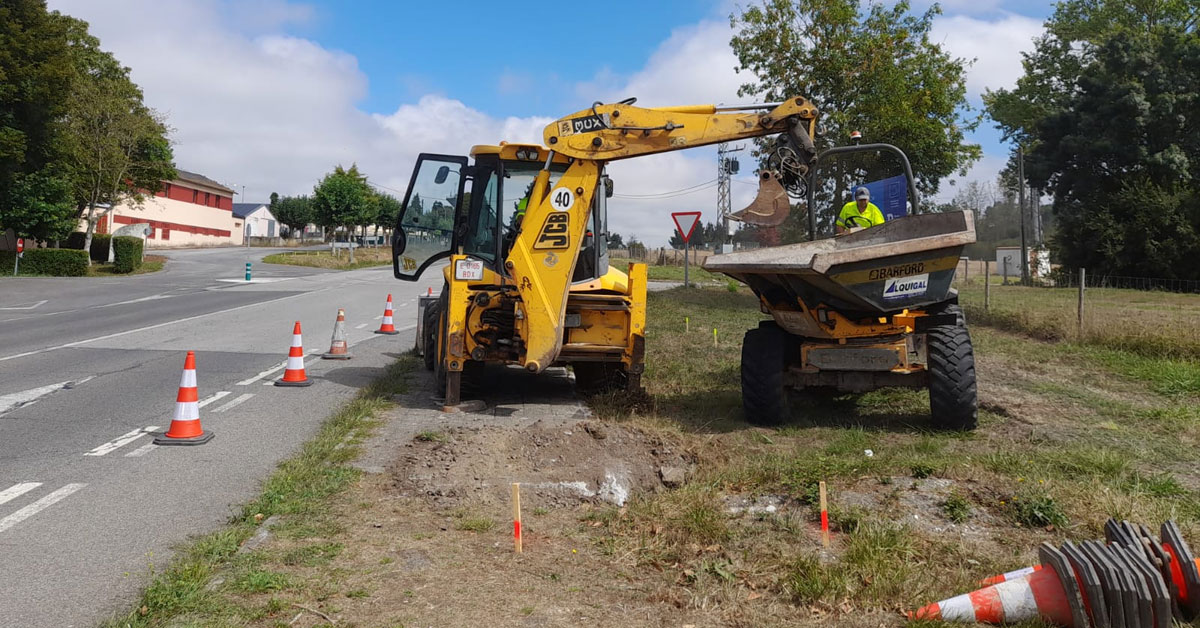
{"left": 277, "top": 321, "right": 313, "bottom": 386}
{"left": 322, "top": 308, "right": 353, "bottom": 360}
{"left": 376, "top": 293, "right": 400, "bottom": 334}
{"left": 155, "top": 351, "right": 214, "bottom": 446}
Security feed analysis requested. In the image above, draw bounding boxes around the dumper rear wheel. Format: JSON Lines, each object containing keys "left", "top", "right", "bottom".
{"left": 926, "top": 305, "right": 977, "bottom": 431}
{"left": 741, "top": 321, "right": 791, "bottom": 425}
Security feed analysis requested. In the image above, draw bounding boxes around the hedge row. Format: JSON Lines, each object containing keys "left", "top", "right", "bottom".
{"left": 0, "top": 249, "right": 88, "bottom": 276}
{"left": 89, "top": 234, "right": 111, "bottom": 262}
{"left": 112, "top": 236, "right": 143, "bottom": 273}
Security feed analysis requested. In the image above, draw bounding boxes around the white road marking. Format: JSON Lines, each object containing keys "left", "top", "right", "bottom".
{"left": 350, "top": 324, "right": 416, "bottom": 347}
{"left": 0, "top": 290, "right": 325, "bottom": 363}
{"left": 124, "top": 442, "right": 158, "bottom": 457}
{"left": 373, "top": 315, "right": 383, "bottom": 320}
{"left": 355, "top": 323, "right": 368, "bottom": 329}
{"left": 0, "top": 484, "right": 87, "bottom": 534}
{"left": 0, "top": 483, "right": 41, "bottom": 505}
{"left": 237, "top": 361, "right": 287, "bottom": 386}
{"left": 0, "top": 299, "right": 48, "bottom": 311}
{"left": 0, "top": 378, "right": 91, "bottom": 415}
{"left": 198, "top": 391, "right": 230, "bottom": 408}
{"left": 211, "top": 393, "right": 254, "bottom": 413}
{"left": 84, "top": 426, "right": 159, "bottom": 456}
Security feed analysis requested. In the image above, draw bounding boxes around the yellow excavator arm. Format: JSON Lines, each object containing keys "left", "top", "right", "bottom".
{"left": 508, "top": 97, "right": 820, "bottom": 373}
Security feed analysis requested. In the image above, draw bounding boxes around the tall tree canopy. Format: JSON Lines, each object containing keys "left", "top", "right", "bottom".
{"left": 987, "top": 0, "right": 1200, "bottom": 278}
{"left": 730, "top": 0, "right": 981, "bottom": 202}
{"left": 312, "top": 164, "right": 376, "bottom": 261}
{"left": 270, "top": 194, "right": 314, "bottom": 237}
{"left": 0, "top": 0, "right": 75, "bottom": 242}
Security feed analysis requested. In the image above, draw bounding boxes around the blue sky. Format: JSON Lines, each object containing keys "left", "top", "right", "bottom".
{"left": 52, "top": 0, "right": 1055, "bottom": 245}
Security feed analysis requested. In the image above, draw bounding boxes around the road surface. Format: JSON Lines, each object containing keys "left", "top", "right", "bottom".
{"left": 0, "top": 247, "right": 438, "bottom": 627}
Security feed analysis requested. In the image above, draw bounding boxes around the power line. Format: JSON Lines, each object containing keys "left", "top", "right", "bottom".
{"left": 613, "top": 178, "right": 718, "bottom": 199}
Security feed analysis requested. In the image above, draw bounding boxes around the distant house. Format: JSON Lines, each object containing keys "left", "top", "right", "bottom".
{"left": 233, "top": 203, "right": 278, "bottom": 238}
{"left": 97, "top": 169, "right": 243, "bottom": 247}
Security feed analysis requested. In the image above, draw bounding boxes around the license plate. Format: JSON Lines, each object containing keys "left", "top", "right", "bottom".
{"left": 454, "top": 259, "right": 484, "bottom": 281}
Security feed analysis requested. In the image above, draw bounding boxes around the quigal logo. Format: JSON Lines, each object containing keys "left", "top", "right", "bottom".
{"left": 883, "top": 273, "right": 929, "bottom": 299}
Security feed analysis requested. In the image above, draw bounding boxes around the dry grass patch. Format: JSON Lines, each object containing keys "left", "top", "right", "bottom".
{"left": 262, "top": 247, "right": 391, "bottom": 270}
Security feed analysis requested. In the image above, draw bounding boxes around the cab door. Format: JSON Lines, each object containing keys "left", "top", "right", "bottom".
{"left": 392, "top": 153, "right": 468, "bottom": 280}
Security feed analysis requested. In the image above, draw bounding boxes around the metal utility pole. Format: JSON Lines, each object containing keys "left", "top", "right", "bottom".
{"left": 1017, "top": 146, "right": 1029, "bottom": 286}
{"left": 717, "top": 142, "right": 743, "bottom": 252}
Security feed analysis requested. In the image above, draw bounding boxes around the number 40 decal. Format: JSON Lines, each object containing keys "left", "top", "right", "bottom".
{"left": 550, "top": 188, "right": 575, "bottom": 210}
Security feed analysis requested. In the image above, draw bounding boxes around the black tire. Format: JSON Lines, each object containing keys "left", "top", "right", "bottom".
{"left": 422, "top": 299, "right": 440, "bottom": 371}
{"left": 741, "top": 321, "right": 792, "bottom": 425}
{"left": 926, "top": 304, "right": 978, "bottom": 431}
{"left": 573, "top": 362, "right": 628, "bottom": 396}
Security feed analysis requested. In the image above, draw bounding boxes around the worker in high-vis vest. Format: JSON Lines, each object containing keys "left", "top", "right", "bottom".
{"left": 837, "top": 186, "right": 885, "bottom": 234}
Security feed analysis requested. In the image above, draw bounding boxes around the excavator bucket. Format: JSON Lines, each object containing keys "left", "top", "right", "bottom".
{"left": 729, "top": 171, "right": 790, "bottom": 227}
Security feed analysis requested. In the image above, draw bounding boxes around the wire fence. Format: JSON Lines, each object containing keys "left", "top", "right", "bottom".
{"left": 610, "top": 247, "right": 712, "bottom": 267}
{"left": 954, "top": 258, "right": 1200, "bottom": 294}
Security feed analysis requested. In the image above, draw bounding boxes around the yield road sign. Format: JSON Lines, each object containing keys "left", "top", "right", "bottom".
{"left": 671, "top": 212, "right": 702, "bottom": 243}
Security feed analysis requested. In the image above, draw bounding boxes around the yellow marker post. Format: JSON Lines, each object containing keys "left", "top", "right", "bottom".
{"left": 713, "top": 328, "right": 718, "bottom": 347}
{"left": 685, "top": 316, "right": 689, "bottom": 332}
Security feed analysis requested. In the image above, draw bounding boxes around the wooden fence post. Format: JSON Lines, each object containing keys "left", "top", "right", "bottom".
{"left": 1077, "top": 267, "right": 1085, "bottom": 338}
{"left": 984, "top": 260, "right": 990, "bottom": 311}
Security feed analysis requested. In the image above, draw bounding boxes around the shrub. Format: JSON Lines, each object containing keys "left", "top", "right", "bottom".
{"left": 112, "top": 236, "right": 144, "bottom": 273}
{"left": 89, "top": 234, "right": 112, "bottom": 262}
{"left": 65, "top": 232, "right": 88, "bottom": 250}
{"left": 0, "top": 249, "right": 88, "bottom": 276}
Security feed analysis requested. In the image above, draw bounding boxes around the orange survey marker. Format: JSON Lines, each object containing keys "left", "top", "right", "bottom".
{"left": 375, "top": 294, "right": 400, "bottom": 335}
{"left": 276, "top": 322, "right": 313, "bottom": 387}
{"left": 154, "top": 351, "right": 214, "bottom": 445}
{"left": 322, "top": 309, "right": 352, "bottom": 360}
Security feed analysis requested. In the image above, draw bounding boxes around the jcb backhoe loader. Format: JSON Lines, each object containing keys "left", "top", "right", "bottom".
{"left": 391, "top": 97, "right": 819, "bottom": 407}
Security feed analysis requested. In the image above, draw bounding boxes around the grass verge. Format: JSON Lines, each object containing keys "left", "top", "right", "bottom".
{"left": 87, "top": 255, "right": 167, "bottom": 276}
{"left": 262, "top": 247, "right": 391, "bottom": 270}
{"left": 100, "top": 356, "right": 416, "bottom": 627}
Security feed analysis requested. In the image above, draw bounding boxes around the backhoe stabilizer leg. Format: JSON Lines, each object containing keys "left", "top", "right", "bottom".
{"left": 442, "top": 370, "right": 461, "bottom": 410}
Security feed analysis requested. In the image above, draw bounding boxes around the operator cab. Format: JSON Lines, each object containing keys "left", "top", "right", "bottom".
{"left": 805, "top": 142, "right": 921, "bottom": 241}
{"left": 391, "top": 143, "right": 611, "bottom": 284}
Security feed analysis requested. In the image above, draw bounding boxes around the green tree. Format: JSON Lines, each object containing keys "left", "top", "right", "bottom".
{"left": 0, "top": 0, "right": 75, "bottom": 243}
{"left": 270, "top": 194, "right": 313, "bottom": 239}
{"left": 59, "top": 13, "right": 174, "bottom": 261}
{"left": 312, "top": 164, "right": 375, "bottom": 262}
{"left": 374, "top": 191, "right": 402, "bottom": 239}
{"left": 606, "top": 232, "right": 625, "bottom": 249}
{"left": 730, "top": 0, "right": 981, "bottom": 211}
{"left": 1026, "top": 29, "right": 1200, "bottom": 279}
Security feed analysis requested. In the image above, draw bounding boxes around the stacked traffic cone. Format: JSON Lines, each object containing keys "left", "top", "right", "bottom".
{"left": 910, "top": 519, "right": 1200, "bottom": 627}
{"left": 375, "top": 294, "right": 400, "bottom": 335}
{"left": 276, "top": 321, "right": 313, "bottom": 387}
{"left": 322, "top": 309, "right": 352, "bottom": 360}
{"left": 154, "top": 351, "right": 214, "bottom": 445}
{"left": 909, "top": 559, "right": 1076, "bottom": 626}
{"left": 980, "top": 564, "right": 1043, "bottom": 586}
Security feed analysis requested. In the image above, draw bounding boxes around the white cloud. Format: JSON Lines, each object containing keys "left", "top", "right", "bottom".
{"left": 931, "top": 12, "right": 1044, "bottom": 98}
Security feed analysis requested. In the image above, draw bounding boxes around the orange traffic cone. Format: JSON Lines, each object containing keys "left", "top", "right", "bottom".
{"left": 980, "top": 564, "right": 1043, "bottom": 586}
{"left": 322, "top": 309, "right": 352, "bottom": 360}
{"left": 276, "top": 321, "right": 313, "bottom": 387}
{"left": 375, "top": 294, "right": 400, "bottom": 335}
{"left": 154, "top": 351, "right": 214, "bottom": 445}
{"left": 909, "top": 563, "right": 1076, "bottom": 626}
{"left": 427, "top": 287, "right": 433, "bottom": 296}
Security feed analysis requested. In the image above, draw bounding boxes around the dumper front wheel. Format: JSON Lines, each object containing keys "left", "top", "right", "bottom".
{"left": 926, "top": 307, "right": 977, "bottom": 431}
{"left": 741, "top": 322, "right": 791, "bottom": 425}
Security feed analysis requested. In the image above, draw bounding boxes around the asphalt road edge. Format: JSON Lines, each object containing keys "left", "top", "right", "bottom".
{"left": 98, "top": 354, "right": 419, "bottom": 628}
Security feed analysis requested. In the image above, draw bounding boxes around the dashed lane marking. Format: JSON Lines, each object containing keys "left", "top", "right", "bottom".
{"left": 355, "top": 323, "right": 368, "bottom": 329}
{"left": 237, "top": 361, "right": 286, "bottom": 386}
{"left": 0, "top": 377, "right": 93, "bottom": 416}
{"left": 0, "top": 483, "right": 87, "bottom": 534}
{"left": 124, "top": 442, "right": 158, "bottom": 458}
{"left": 211, "top": 393, "right": 254, "bottom": 413}
{"left": 198, "top": 391, "right": 230, "bottom": 408}
{"left": 84, "top": 426, "right": 159, "bottom": 456}
{"left": 0, "top": 483, "right": 41, "bottom": 505}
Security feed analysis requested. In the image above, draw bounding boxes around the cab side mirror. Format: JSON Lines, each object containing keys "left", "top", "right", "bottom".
{"left": 434, "top": 166, "right": 450, "bottom": 185}
{"left": 604, "top": 177, "right": 614, "bottom": 198}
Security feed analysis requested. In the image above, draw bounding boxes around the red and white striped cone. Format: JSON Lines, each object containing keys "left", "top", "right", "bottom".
{"left": 154, "top": 351, "right": 214, "bottom": 445}
{"left": 276, "top": 321, "right": 313, "bottom": 387}
{"left": 322, "top": 308, "right": 352, "bottom": 360}
{"left": 980, "top": 564, "right": 1043, "bottom": 586}
{"left": 908, "top": 566, "right": 1077, "bottom": 626}
{"left": 375, "top": 294, "right": 400, "bottom": 335}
